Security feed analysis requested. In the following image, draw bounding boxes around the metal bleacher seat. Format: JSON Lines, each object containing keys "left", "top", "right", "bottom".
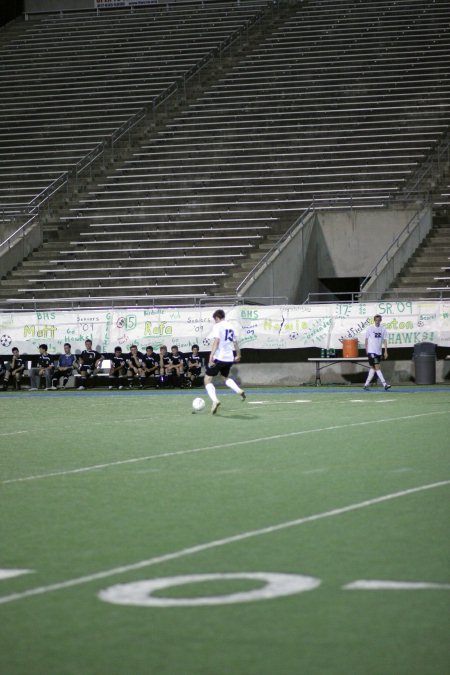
{"left": 0, "top": 1, "right": 271, "bottom": 216}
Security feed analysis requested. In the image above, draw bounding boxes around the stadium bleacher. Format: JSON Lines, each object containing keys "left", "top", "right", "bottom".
{"left": 0, "top": 0, "right": 449, "bottom": 307}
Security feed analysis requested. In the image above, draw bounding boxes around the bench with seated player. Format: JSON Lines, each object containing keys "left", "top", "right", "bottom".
{"left": 2, "top": 347, "right": 27, "bottom": 391}
{"left": 29, "top": 344, "right": 54, "bottom": 391}
{"left": 126, "top": 345, "right": 146, "bottom": 389}
{"left": 76, "top": 339, "right": 104, "bottom": 390}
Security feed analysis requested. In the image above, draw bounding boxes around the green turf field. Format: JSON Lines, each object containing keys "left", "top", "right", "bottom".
{"left": 1, "top": 386, "right": 449, "bottom": 675}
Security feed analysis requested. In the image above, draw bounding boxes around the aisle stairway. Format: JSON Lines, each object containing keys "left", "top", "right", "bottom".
{"left": 383, "top": 214, "right": 450, "bottom": 299}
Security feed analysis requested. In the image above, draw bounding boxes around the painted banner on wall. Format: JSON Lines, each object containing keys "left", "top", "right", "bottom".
{"left": 0, "top": 301, "right": 449, "bottom": 356}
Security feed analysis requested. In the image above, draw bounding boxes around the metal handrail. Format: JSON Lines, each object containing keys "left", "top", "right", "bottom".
{"left": 397, "top": 130, "right": 450, "bottom": 203}
{"left": 0, "top": 172, "right": 69, "bottom": 253}
{"left": 0, "top": 213, "right": 39, "bottom": 251}
{"left": 304, "top": 290, "right": 449, "bottom": 304}
{"left": 0, "top": 293, "right": 289, "bottom": 312}
{"left": 359, "top": 205, "right": 428, "bottom": 292}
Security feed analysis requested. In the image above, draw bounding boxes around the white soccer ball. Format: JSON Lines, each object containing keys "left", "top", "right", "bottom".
{"left": 192, "top": 397, "right": 206, "bottom": 412}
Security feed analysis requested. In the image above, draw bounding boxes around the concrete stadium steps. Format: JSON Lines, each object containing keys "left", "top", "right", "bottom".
{"left": 383, "top": 219, "right": 450, "bottom": 298}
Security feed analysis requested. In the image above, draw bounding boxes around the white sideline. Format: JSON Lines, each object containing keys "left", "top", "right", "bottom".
{"left": 0, "top": 479, "right": 448, "bottom": 606}
{"left": 2, "top": 410, "right": 449, "bottom": 486}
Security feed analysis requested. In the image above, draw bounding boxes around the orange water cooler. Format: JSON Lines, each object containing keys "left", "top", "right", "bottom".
{"left": 342, "top": 338, "right": 359, "bottom": 358}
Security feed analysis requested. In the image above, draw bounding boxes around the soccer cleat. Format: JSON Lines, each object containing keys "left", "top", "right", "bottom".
{"left": 211, "top": 401, "right": 221, "bottom": 415}
{"left": 363, "top": 385, "right": 369, "bottom": 391}
{"left": 240, "top": 391, "right": 247, "bottom": 401}
{"left": 50, "top": 386, "right": 57, "bottom": 391}
{"left": 108, "top": 386, "right": 114, "bottom": 390}
{"left": 77, "top": 385, "right": 85, "bottom": 390}
{"left": 28, "top": 387, "right": 37, "bottom": 391}
{"left": 118, "top": 385, "right": 124, "bottom": 390}
{"left": 384, "top": 384, "right": 392, "bottom": 391}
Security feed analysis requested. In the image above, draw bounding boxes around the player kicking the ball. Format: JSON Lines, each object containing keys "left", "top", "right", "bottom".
{"left": 204, "top": 309, "right": 246, "bottom": 414}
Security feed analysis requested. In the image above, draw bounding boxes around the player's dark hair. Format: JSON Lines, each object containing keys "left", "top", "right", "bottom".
{"left": 191, "top": 344, "right": 199, "bottom": 350}
{"left": 213, "top": 309, "right": 225, "bottom": 320}
{"left": 146, "top": 345, "right": 153, "bottom": 350}
{"left": 130, "top": 344, "right": 137, "bottom": 349}
{"left": 64, "top": 343, "right": 71, "bottom": 349}
{"left": 85, "top": 339, "right": 92, "bottom": 344}
{"left": 12, "top": 347, "right": 19, "bottom": 353}
{"left": 114, "top": 346, "right": 122, "bottom": 352}
{"left": 374, "top": 314, "right": 382, "bottom": 320}
{"left": 39, "top": 344, "right": 48, "bottom": 350}
{"left": 171, "top": 345, "right": 179, "bottom": 350}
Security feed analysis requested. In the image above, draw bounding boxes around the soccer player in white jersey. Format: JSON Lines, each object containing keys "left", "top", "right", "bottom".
{"left": 204, "top": 309, "right": 246, "bottom": 414}
{"left": 363, "top": 314, "right": 391, "bottom": 391}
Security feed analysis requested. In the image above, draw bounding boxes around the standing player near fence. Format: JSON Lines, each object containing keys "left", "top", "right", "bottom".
{"left": 363, "top": 314, "right": 391, "bottom": 391}
{"left": 204, "top": 309, "right": 246, "bottom": 414}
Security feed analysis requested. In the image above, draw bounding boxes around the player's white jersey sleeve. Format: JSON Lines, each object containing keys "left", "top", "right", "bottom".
{"left": 211, "top": 320, "right": 236, "bottom": 362}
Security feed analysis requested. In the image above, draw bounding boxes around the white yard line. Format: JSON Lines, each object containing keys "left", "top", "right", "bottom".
{"left": 0, "top": 431, "right": 28, "bottom": 437}
{"left": 0, "top": 479, "right": 448, "bottom": 606}
{"left": 2, "top": 410, "right": 448, "bottom": 486}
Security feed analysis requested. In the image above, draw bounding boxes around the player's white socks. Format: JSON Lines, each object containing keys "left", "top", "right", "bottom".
{"left": 225, "top": 378, "right": 243, "bottom": 395}
{"left": 205, "top": 382, "right": 219, "bottom": 402}
{"left": 376, "top": 370, "right": 387, "bottom": 385}
{"left": 365, "top": 368, "right": 375, "bottom": 386}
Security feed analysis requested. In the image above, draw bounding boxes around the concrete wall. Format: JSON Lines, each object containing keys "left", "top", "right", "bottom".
{"left": 232, "top": 359, "right": 450, "bottom": 387}
{"left": 316, "top": 208, "right": 417, "bottom": 278}
{"left": 239, "top": 212, "right": 319, "bottom": 304}
{"left": 0, "top": 221, "right": 42, "bottom": 281}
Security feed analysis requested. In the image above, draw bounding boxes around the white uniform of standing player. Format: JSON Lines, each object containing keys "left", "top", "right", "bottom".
{"left": 204, "top": 309, "right": 246, "bottom": 414}
{"left": 364, "top": 314, "right": 391, "bottom": 390}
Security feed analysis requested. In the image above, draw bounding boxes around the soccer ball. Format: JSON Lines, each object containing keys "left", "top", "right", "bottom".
{"left": 0, "top": 334, "right": 11, "bottom": 347}
{"left": 192, "top": 397, "right": 206, "bottom": 412}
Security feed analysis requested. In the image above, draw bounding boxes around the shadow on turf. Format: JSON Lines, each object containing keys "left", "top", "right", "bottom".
{"left": 218, "top": 411, "right": 259, "bottom": 420}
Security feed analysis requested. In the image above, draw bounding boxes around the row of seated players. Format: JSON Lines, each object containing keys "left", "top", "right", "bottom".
{"left": 0, "top": 340, "right": 204, "bottom": 391}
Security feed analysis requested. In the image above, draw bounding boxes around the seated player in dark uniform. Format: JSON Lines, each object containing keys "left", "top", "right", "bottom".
{"left": 168, "top": 345, "right": 187, "bottom": 387}
{"left": 186, "top": 344, "right": 204, "bottom": 387}
{"left": 108, "top": 346, "right": 128, "bottom": 390}
{"left": 29, "top": 344, "right": 54, "bottom": 390}
{"left": 158, "top": 345, "right": 172, "bottom": 387}
{"left": 77, "top": 339, "right": 103, "bottom": 390}
{"left": 142, "top": 345, "right": 159, "bottom": 387}
{"left": 126, "top": 344, "right": 145, "bottom": 389}
{"left": 51, "top": 343, "right": 77, "bottom": 390}
{"left": 2, "top": 347, "right": 26, "bottom": 391}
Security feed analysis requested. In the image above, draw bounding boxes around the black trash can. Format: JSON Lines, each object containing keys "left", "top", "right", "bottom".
{"left": 413, "top": 342, "right": 436, "bottom": 385}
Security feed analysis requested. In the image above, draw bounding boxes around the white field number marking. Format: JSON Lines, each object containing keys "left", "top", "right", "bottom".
{"left": 344, "top": 580, "right": 450, "bottom": 591}
{"left": 98, "top": 572, "right": 320, "bottom": 607}
{"left": 98, "top": 573, "right": 450, "bottom": 608}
